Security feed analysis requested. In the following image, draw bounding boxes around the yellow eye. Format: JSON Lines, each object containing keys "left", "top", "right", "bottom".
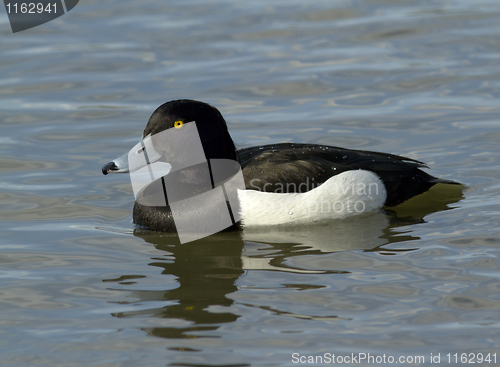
{"left": 174, "top": 120, "right": 183, "bottom": 129}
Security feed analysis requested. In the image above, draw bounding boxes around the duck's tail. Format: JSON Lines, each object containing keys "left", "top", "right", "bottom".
{"left": 429, "top": 177, "right": 461, "bottom": 185}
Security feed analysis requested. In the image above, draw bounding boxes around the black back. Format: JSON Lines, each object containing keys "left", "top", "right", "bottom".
{"left": 239, "top": 143, "right": 451, "bottom": 207}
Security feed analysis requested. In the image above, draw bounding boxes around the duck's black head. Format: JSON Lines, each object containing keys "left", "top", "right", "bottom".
{"left": 144, "top": 99, "right": 237, "bottom": 161}
{"left": 102, "top": 100, "right": 238, "bottom": 175}
{"left": 101, "top": 100, "right": 242, "bottom": 233}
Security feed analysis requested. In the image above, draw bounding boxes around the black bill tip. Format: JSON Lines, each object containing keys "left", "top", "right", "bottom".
{"left": 102, "top": 161, "right": 118, "bottom": 175}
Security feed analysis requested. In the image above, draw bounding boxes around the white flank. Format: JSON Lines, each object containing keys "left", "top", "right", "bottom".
{"left": 238, "top": 170, "right": 387, "bottom": 227}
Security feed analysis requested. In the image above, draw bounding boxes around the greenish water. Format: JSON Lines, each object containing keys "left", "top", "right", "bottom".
{"left": 1, "top": 0, "right": 500, "bottom": 366}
